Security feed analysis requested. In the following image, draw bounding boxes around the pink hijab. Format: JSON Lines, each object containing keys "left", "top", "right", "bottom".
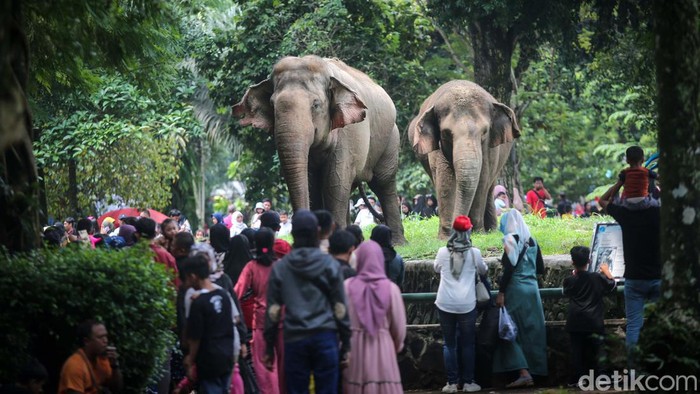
{"left": 346, "top": 240, "right": 392, "bottom": 336}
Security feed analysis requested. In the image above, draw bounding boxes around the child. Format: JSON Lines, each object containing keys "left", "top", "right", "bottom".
{"left": 180, "top": 254, "right": 241, "bottom": 392}
{"left": 563, "top": 246, "right": 616, "bottom": 387}
{"left": 613, "top": 145, "right": 659, "bottom": 209}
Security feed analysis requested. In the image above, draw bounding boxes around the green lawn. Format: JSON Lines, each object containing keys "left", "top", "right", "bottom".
{"left": 386, "top": 214, "right": 613, "bottom": 260}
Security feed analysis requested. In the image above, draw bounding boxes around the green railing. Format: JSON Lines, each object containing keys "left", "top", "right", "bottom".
{"left": 402, "top": 286, "right": 625, "bottom": 303}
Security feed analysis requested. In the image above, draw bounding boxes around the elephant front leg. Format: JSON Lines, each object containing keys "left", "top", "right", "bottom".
{"left": 429, "top": 150, "right": 455, "bottom": 239}
{"left": 321, "top": 158, "right": 354, "bottom": 229}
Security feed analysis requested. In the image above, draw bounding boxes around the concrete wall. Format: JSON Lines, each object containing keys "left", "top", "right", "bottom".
{"left": 399, "top": 320, "right": 628, "bottom": 390}
{"left": 399, "top": 256, "right": 628, "bottom": 389}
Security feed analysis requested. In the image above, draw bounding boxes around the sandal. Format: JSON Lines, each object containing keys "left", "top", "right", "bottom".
{"left": 506, "top": 375, "right": 534, "bottom": 388}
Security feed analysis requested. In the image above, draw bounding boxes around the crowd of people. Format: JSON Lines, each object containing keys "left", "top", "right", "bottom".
{"left": 15, "top": 145, "right": 661, "bottom": 394}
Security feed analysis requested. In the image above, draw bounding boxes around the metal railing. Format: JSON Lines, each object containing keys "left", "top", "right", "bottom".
{"left": 402, "top": 285, "right": 625, "bottom": 303}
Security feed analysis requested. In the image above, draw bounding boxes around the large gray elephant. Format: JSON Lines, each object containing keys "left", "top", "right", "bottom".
{"left": 409, "top": 80, "right": 520, "bottom": 238}
{"left": 233, "top": 55, "right": 406, "bottom": 244}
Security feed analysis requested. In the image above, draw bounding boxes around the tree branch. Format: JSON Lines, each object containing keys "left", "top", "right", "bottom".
{"left": 431, "top": 20, "right": 470, "bottom": 75}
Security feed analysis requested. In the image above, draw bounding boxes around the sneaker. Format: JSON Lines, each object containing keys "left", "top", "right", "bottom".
{"left": 463, "top": 382, "right": 481, "bottom": 392}
{"left": 442, "top": 383, "right": 458, "bottom": 393}
{"left": 505, "top": 375, "right": 534, "bottom": 388}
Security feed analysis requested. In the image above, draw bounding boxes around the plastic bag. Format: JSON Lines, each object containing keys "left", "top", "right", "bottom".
{"left": 498, "top": 306, "right": 518, "bottom": 341}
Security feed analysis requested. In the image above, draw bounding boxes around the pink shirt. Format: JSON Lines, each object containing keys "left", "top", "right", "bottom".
{"left": 234, "top": 260, "right": 274, "bottom": 329}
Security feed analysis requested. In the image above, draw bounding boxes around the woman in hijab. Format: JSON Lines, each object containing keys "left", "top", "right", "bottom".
{"left": 493, "top": 209, "right": 547, "bottom": 388}
{"left": 234, "top": 228, "right": 281, "bottom": 394}
{"left": 343, "top": 240, "right": 406, "bottom": 394}
{"left": 412, "top": 194, "right": 428, "bottom": 218}
{"left": 369, "top": 225, "right": 405, "bottom": 290}
{"left": 209, "top": 222, "right": 230, "bottom": 272}
{"left": 224, "top": 232, "right": 255, "bottom": 330}
{"left": 211, "top": 212, "right": 224, "bottom": 226}
{"left": 230, "top": 211, "right": 248, "bottom": 237}
{"left": 433, "top": 216, "right": 486, "bottom": 393}
{"left": 117, "top": 224, "right": 137, "bottom": 247}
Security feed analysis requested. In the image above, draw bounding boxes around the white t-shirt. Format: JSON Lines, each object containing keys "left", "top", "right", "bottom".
{"left": 278, "top": 221, "right": 292, "bottom": 237}
{"left": 434, "top": 246, "right": 487, "bottom": 314}
{"left": 354, "top": 208, "right": 375, "bottom": 228}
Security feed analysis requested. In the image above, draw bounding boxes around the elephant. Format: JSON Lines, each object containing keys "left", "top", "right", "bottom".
{"left": 408, "top": 80, "right": 520, "bottom": 238}
{"left": 233, "top": 55, "right": 406, "bottom": 244}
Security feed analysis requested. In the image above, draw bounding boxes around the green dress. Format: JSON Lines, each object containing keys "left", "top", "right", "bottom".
{"left": 492, "top": 240, "right": 548, "bottom": 376}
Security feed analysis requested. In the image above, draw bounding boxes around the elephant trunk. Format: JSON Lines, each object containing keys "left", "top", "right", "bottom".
{"left": 274, "top": 94, "right": 314, "bottom": 211}
{"left": 452, "top": 140, "right": 483, "bottom": 221}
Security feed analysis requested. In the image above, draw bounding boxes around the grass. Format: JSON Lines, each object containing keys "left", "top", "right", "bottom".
{"left": 384, "top": 214, "right": 613, "bottom": 260}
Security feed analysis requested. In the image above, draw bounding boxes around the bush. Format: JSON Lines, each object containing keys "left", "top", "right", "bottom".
{"left": 0, "top": 244, "right": 176, "bottom": 391}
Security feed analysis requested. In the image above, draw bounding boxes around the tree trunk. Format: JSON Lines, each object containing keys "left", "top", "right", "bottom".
{"left": 639, "top": 0, "right": 700, "bottom": 375}
{"left": 468, "top": 20, "right": 515, "bottom": 104}
{"left": 0, "top": 0, "right": 40, "bottom": 251}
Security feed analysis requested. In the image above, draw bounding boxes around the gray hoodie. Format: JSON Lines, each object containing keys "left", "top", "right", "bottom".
{"left": 264, "top": 247, "right": 351, "bottom": 358}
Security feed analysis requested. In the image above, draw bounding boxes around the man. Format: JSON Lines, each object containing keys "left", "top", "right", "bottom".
{"left": 526, "top": 177, "right": 552, "bottom": 218}
{"left": 58, "top": 320, "right": 123, "bottom": 394}
{"left": 181, "top": 255, "right": 240, "bottom": 392}
{"left": 599, "top": 183, "right": 661, "bottom": 368}
{"left": 263, "top": 210, "right": 351, "bottom": 394}
{"left": 278, "top": 210, "right": 292, "bottom": 237}
{"left": 63, "top": 217, "right": 78, "bottom": 243}
{"left": 262, "top": 198, "right": 273, "bottom": 212}
{"left": 169, "top": 209, "right": 192, "bottom": 234}
{"left": 260, "top": 211, "right": 293, "bottom": 259}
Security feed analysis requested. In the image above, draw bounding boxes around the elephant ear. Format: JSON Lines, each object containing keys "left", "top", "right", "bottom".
{"left": 412, "top": 106, "right": 439, "bottom": 155}
{"left": 490, "top": 102, "right": 521, "bottom": 147}
{"left": 232, "top": 79, "right": 274, "bottom": 130}
{"left": 329, "top": 76, "right": 367, "bottom": 130}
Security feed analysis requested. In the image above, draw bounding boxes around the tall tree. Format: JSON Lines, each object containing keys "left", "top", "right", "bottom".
{"left": 639, "top": 0, "right": 700, "bottom": 375}
{"left": 0, "top": 1, "right": 40, "bottom": 252}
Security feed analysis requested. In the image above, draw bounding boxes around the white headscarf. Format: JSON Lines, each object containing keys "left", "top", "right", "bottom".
{"left": 499, "top": 209, "right": 531, "bottom": 266}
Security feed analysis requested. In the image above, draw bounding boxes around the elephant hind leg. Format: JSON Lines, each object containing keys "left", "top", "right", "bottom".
{"left": 368, "top": 177, "right": 406, "bottom": 245}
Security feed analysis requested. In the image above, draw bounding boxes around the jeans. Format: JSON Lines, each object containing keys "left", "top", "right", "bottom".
{"left": 285, "top": 330, "right": 339, "bottom": 394}
{"left": 624, "top": 279, "right": 661, "bottom": 366}
{"left": 438, "top": 308, "right": 477, "bottom": 385}
{"left": 199, "top": 372, "right": 232, "bottom": 394}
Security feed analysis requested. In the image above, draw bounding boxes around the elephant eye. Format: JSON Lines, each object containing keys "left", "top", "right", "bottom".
{"left": 312, "top": 99, "right": 322, "bottom": 111}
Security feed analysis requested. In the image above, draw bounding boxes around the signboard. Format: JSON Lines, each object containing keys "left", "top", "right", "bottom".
{"left": 589, "top": 222, "right": 626, "bottom": 280}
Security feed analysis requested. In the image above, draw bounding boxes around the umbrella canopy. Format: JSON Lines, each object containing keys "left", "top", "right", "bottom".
{"left": 97, "top": 208, "right": 169, "bottom": 226}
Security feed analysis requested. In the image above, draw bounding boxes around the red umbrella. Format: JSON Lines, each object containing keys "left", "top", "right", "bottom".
{"left": 98, "top": 208, "right": 170, "bottom": 226}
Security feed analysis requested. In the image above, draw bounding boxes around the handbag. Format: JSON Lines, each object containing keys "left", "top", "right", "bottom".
{"left": 498, "top": 306, "right": 518, "bottom": 341}
{"left": 471, "top": 249, "right": 491, "bottom": 308}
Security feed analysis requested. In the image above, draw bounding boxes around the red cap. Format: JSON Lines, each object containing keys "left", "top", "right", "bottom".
{"left": 452, "top": 215, "right": 473, "bottom": 232}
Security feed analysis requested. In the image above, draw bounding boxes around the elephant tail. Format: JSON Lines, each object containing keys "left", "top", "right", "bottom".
{"left": 358, "top": 183, "right": 385, "bottom": 223}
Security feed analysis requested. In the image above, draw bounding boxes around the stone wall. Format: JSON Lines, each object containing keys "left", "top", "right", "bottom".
{"left": 399, "top": 320, "right": 628, "bottom": 390}
{"left": 403, "top": 256, "right": 626, "bottom": 325}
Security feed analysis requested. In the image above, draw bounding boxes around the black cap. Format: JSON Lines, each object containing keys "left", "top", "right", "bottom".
{"left": 291, "top": 209, "right": 318, "bottom": 235}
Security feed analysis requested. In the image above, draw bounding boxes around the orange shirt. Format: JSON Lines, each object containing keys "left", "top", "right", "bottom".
{"left": 58, "top": 349, "right": 112, "bottom": 394}
{"left": 621, "top": 167, "right": 649, "bottom": 198}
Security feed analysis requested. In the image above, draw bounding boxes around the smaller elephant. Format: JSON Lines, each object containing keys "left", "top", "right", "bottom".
{"left": 408, "top": 80, "right": 520, "bottom": 238}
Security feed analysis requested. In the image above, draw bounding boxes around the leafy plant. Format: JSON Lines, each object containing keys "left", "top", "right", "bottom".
{"left": 0, "top": 245, "right": 176, "bottom": 390}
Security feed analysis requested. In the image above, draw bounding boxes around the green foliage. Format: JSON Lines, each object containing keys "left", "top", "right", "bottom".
{"left": 393, "top": 214, "right": 606, "bottom": 260}
{"left": 640, "top": 304, "right": 700, "bottom": 376}
{"left": 24, "top": 0, "right": 181, "bottom": 97}
{"left": 33, "top": 73, "right": 201, "bottom": 217}
{"left": 517, "top": 40, "right": 656, "bottom": 199}
{"left": 0, "top": 245, "right": 175, "bottom": 390}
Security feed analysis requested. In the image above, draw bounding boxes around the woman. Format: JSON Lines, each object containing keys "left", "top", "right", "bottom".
{"left": 224, "top": 232, "right": 255, "bottom": 330}
{"left": 234, "top": 228, "right": 281, "bottom": 394}
{"left": 493, "top": 209, "right": 547, "bottom": 388}
{"left": 250, "top": 202, "right": 264, "bottom": 229}
{"left": 425, "top": 195, "right": 438, "bottom": 218}
{"left": 412, "top": 194, "right": 428, "bottom": 218}
{"left": 211, "top": 212, "right": 224, "bottom": 226}
{"left": 209, "top": 222, "right": 230, "bottom": 272}
{"left": 369, "top": 225, "right": 405, "bottom": 290}
{"left": 343, "top": 240, "right": 406, "bottom": 394}
{"left": 434, "top": 216, "right": 486, "bottom": 393}
{"left": 400, "top": 201, "right": 413, "bottom": 219}
{"left": 230, "top": 211, "right": 248, "bottom": 237}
